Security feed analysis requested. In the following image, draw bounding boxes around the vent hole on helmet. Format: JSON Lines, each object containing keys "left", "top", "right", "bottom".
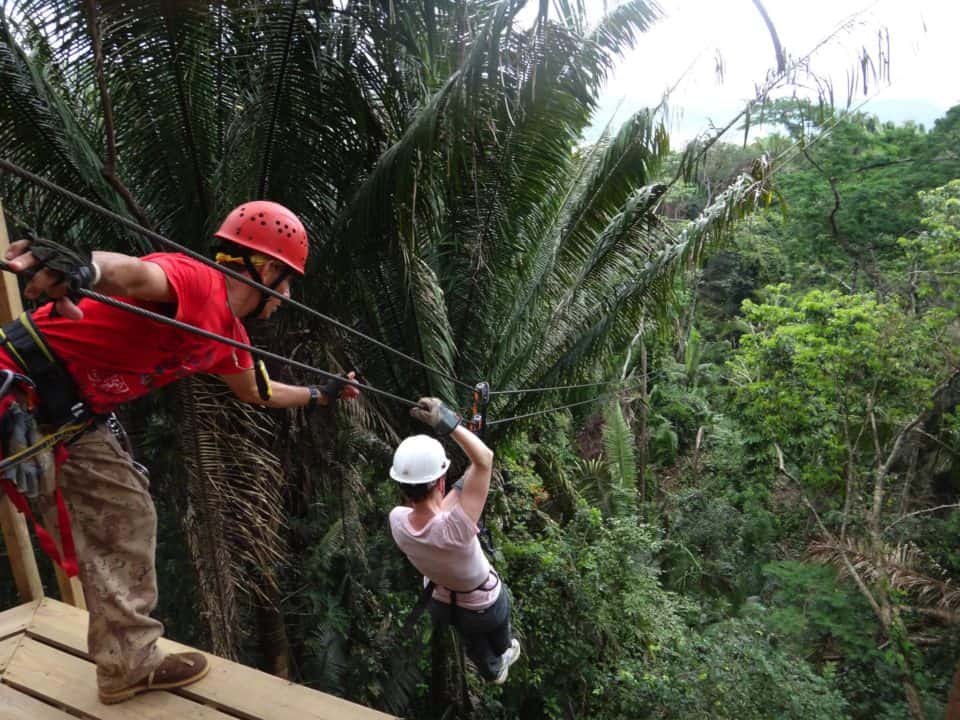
{"left": 258, "top": 212, "right": 264, "bottom": 217}
{"left": 260, "top": 221, "right": 266, "bottom": 226}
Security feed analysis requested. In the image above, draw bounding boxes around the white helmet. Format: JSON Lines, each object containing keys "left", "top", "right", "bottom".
{"left": 389, "top": 435, "right": 450, "bottom": 485}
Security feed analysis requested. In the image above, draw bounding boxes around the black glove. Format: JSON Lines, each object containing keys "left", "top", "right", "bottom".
{"left": 23, "top": 231, "right": 97, "bottom": 299}
{"left": 319, "top": 374, "right": 348, "bottom": 402}
{"left": 410, "top": 397, "right": 460, "bottom": 436}
{"left": 307, "top": 374, "right": 348, "bottom": 410}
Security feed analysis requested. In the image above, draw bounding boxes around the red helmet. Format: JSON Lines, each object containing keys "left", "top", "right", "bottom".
{"left": 213, "top": 201, "right": 308, "bottom": 275}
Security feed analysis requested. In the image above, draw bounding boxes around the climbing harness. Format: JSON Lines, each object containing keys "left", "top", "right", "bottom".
{"left": 0, "top": 313, "right": 149, "bottom": 578}
{"left": 0, "top": 312, "right": 91, "bottom": 425}
{"left": 0, "top": 312, "right": 97, "bottom": 578}
{"left": 0, "top": 366, "right": 88, "bottom": 578}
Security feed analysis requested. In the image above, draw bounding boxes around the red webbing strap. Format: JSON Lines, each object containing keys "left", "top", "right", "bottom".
{"left": 1, "top": 478, "right": 79, "bottom": 577}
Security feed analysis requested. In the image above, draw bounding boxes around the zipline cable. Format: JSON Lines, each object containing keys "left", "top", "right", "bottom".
{"left": 68, "top": 286, "right": 419, "bottom": 408}
{"left": 489, "top": 378, "right": 626, "bottom": 395}
{"left": 0, "top": 157, "right": 474, "bottom": 392}
{"left": 488, "top": 370, "right": 665, "bottom": 396}
{"left": 487, "top": 378, "right": 646, "bottom": 427}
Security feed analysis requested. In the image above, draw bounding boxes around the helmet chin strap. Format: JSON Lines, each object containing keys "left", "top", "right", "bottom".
{"left": 240, "top": 254, "right": 291, "bottom": 319}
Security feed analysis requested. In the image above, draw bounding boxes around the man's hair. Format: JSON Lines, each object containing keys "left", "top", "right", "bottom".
{"left": 400, "top": 479, "right": 439, "bottom": 503}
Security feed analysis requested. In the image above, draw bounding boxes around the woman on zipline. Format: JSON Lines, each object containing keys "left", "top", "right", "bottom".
{"left": 0, "top": 201, "right": 358, "bottom": 704}
{"left": 389, "top": 398, "right": 521, "bottom": 684}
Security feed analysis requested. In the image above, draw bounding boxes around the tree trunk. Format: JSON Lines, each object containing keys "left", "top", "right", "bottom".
{"left": 637, "top": 324, "right": 648, "bottom": 509}
{"left": 255, "top": 580, "right": 291, "bottom": 678}
{"left": 946, "top": 658, "right": 960, "bottom": 720}
{"left": 876, "top": 583, "right": 927, "bottom": 720}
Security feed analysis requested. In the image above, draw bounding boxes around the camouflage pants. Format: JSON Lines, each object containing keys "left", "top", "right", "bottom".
{"left": 39, "top": 423, "right": 166, "bottom": 692}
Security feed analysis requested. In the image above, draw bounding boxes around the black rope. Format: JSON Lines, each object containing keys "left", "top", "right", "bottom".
{"left": 0, "top": 157, "right": 474, "bottom": 391}
{"left": 76, "top": 288, "right": 418, "bottom": 408}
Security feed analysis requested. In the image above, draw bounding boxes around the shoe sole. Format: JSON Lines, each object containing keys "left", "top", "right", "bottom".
{"left": 493, "top": 642, "right": 521, "bottom": 685}
{"left": 98, "top": 661, "right": 211, "bottom": 705}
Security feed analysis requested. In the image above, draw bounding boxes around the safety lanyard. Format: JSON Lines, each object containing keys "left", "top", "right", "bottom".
{"left": 1, "top": 478, "right": 78, "bottom": 577}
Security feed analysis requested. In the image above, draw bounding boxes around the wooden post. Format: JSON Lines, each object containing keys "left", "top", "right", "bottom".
{"left": 0, "top": 202, "right": 85, "bottom": 608}
{"left": 0, "top": 199, "right": 44, "bottom": 603}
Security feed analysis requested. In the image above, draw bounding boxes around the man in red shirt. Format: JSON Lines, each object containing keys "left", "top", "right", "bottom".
{"left": 1, "top": 201, "right": 358, "bottom": 703}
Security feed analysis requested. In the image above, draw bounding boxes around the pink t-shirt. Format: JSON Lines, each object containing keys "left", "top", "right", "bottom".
{"left": 390, "top": 502, "right": 501, "bottom": 610}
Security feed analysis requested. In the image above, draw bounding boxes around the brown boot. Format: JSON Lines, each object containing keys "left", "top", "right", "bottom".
{"left": 98, "top": 652, "right": 210, "bottom": 705}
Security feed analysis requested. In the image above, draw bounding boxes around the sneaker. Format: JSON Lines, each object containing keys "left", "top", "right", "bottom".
{"left": 99, "top": 652, "right": 210, "bottom": 705}
{"left": 493, "top": 639, "right": 521, "bottom": 685}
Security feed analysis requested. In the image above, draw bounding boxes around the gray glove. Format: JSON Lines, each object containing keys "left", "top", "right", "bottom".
{"left": 2, "top": 402, "right": 54, "bottom": 499}
{"left": 410, "top": 397, "right": 460, "bottom": 436}
{"left": 23, "top": 231, "right": 97, "bottom": 300}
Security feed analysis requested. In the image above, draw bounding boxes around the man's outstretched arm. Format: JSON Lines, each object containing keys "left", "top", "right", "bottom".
{"left": 219, "top": 370, "right": 360, "bottom": 409}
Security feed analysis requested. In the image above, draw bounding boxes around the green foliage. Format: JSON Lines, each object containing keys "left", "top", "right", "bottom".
{"left": 729, "top": 287, "right": 943, "bottom": 487}
{"left": 760, "top": 561, "right": 946, "bottom": 719}
{"left": 638, "top": 617, "right": 849, "bottom": 720}
{"left": 899, "top": 179, "right": 960, "bottom": 314}
{"left": 502, "top": 508, "right": 688, "bottom": 719}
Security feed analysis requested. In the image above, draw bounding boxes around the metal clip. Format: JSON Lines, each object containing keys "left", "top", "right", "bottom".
{"left": 475, "top": 381, "right": 490, "bottom": 406}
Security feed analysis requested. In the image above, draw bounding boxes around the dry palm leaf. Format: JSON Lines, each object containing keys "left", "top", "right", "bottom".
{"left": 809, "top": 536, "right": 960, "bottom": 612}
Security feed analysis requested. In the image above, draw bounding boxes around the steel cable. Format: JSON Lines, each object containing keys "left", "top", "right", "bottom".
{"left": 75, "top": 288, "right": 418, "bottom": 407}
{"left": 487, "top": 377, "right": 647, "bottom": 427}
{"left": 0, "top": 157, "right": 473, "bottom": 391}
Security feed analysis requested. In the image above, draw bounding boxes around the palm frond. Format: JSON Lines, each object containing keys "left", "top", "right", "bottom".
{"left": 602, "top": 399, "right": 636, "bottom": 494}
{"left": 177, "top": 376, "right": 288, "bottom": 658}
{"left": 809, "top": 537, "right": 960, "bottom": 611}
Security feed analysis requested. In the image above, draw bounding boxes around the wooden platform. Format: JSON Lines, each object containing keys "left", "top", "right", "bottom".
{"left": 0, "top": 598, "right": 396, "bottom": 720}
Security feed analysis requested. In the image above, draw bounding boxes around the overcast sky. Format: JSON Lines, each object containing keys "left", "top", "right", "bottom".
{"left": 574, "top": 0, "right": 958, "bottom": 143}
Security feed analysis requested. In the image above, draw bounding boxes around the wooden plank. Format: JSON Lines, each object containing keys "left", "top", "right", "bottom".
{"left": 25, "top": 598, "right": 87, "bottom": 656}
{"left": 0, "top": 683, "right": 78, "bottom": 720}
{"left": 0, "top": 633, "right": 21, "bottom": 673}
{"left": 0, "top": 601, "right": 38, "bottom": 640}
{"left": 4, "top": 636, "right": 234, "bottom": 720}
{"left": 0, "top": 199, "right": 45, "bottom": 603}
{"left": 28, "top": 598, "right": 397, "bottom": 720}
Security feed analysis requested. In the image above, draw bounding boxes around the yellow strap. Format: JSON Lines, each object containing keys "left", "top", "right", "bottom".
{"left": 0, "top": 328, "right": 28, "bottom": 370}
{"left": 215, "top": 252, "right": 267, "bottom": 267}
{"left": 255, "top": 360, "right": 273, "bottom": 401}
{"left": 0, "top": 421, "right": 89, "bottom": 471}
{"left": 18, "top": 312, "right": 55, "bottom": 364}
